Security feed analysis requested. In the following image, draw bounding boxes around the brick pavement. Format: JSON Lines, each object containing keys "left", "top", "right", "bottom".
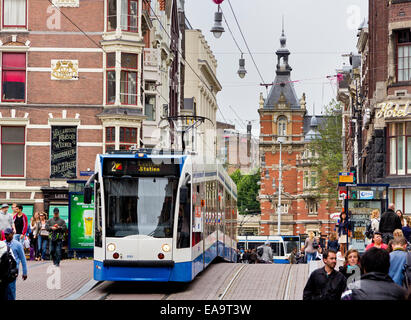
{"left": 15, "top": 259, "right": 94, "bottom": 300}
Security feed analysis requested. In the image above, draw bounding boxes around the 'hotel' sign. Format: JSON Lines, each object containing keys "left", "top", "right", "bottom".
{"left": 376, "top": 101, "right": 410, "bottom": 119}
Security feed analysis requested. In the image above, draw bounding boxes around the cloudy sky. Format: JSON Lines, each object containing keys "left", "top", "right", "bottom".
{"left": 184, "top": 0, "right": 368, "bottom": 136}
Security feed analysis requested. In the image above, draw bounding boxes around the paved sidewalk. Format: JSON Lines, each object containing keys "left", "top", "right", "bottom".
{"left": 15, "top": 259, "right": 94, "bottom": 300}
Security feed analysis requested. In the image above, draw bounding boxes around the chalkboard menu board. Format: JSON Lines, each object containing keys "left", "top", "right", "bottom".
{"left": 50, "top": 126, "right": 77, "bottom": 179}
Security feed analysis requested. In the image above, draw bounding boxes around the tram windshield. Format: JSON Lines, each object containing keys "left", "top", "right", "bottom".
{"left": 104, "top": 177, "right": 178, "bottom": 238}
{"left": 284, "top": 239, "right": 299, "bottom": 254}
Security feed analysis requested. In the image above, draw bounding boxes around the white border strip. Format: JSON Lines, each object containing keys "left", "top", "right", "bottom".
{"left": 29, "top": 48, "right": 103, "bottom": 52}
{"left": 27, "top": 67, "right": 103, "bottom": 73}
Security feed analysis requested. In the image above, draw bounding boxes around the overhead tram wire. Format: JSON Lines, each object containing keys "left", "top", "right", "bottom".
{"left": 226, "top": 0, "right": 267, "bottom": 94}
{"left": 143, "top": 0, "right": 231, "bottom": 126}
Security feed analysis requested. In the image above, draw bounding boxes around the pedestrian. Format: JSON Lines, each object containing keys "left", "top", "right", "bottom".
{"left": 0, "top": 241, "right": 8, "bottom": 300}
{"left": 396, "top": 209, "right": 406, "bottom": 227}
{"left": 365, "top": 209, "right": 380, "bottom": 245}
{"left": 249, "top": 249, "right": 258, "bottom": 264}
{"left": 242, "top": 249, "right": 250, "bottom": 264}
{"left": 303, "top": 249, "right": 347, "bottom": 300}
{"left": 0, "top": 204, "right": 14, "bottom": 241}
{"left": 339, "top": 249, "right": 362, "bottom": 281}
{"left": 319, "top": 234, "right": 327, "bottom": 251}
{"left": 288, "top": 247, "right": 297, "bottom": 264}
{"left": 327, "top": 232, "right": 340, "bottom": 252}
{"left": 257, "top": 241, "right": 273, "bottom": 264}
{"left": 296, "top": 246, "right": 306, "bottom": 264}
{"left": 379, "top": 203, "right": 402, "bottom": 244}
{"left": 12, "top": 204, "right": 28, "bottom": 247}
{"left": 29, "top": 212, "right": 40, "bottom": 261}
{"left": 3, "top": 228, "right": 27, "bottom": 300}
{"left": 337, "top": 211, "right": 350, "bottom": 257}
{"left": 388, "top": 236, "right": 409, "bottom": 287}
{"left": 46, "top": 208, "right": 67, "bottom": 267}
{"left": 388, "top": 229, "right": 405, "bottom": 253}
{"left": 366, "top": 232, "right": 388, "bottom": 251}
{"left": 403, "top": 216, "right": 411, "bottom": 244}
{"left": 341, "top": 247, "right": 407, "bottom": 300}
{"left": 304, "top": 232, "right": 317, "bottom": 263}
{"left": 37, "top": 212, "right": 49, "bottom": 261}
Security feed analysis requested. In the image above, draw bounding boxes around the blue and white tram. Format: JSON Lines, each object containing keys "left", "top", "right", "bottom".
{"left": 237, "top": 235, "right": 300, "bottom": 264}
{"left": 84, "top": 149, "right": 238, "bottom": 282}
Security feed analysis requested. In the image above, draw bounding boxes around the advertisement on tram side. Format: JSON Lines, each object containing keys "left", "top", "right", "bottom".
{"left": 69, "top": 193, "right": 95, "bottom": 250}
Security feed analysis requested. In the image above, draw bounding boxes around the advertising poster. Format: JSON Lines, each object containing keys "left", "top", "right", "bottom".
{"left": 70, "top": 194, "right": 94, "bottom": 250}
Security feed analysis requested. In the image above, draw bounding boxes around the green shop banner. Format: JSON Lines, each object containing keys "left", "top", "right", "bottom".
{"left": 70, "top": 194, "right": 94, "bottom": 250}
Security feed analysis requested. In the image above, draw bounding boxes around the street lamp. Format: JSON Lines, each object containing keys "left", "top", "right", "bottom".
{"left": 210, "top": 5, "right": 225, "bottom": 39}
{"left": 277, "top": 136, "right": 285, "bottom": 235}
{"left": 237, "top": 54, "right": 247, "bottom": 79}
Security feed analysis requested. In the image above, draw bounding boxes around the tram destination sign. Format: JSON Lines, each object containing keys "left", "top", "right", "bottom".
{"left": 103, "top": 158, "right": 180, "bottom": 177}
{"left": 50, "top": 126, "right": 77, "bottom": 179}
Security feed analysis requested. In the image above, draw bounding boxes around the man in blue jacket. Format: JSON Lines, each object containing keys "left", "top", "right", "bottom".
{"left": 389, "top": 236, "right": 408, "bottom": 286}
{"left": 4, "top": 228, "right": 27, "bottom": 300}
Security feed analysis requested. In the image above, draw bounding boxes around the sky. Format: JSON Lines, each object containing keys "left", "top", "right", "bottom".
{"left": 184, "top": 0, "right": 368, "bottom": 136}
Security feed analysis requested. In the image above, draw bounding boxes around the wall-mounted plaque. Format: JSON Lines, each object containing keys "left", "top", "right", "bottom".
{"left": 51, "top": 60, "right": 79, "bottom": 80}
{"left": 51, "top": 126, "right": 77, "bottom": 179}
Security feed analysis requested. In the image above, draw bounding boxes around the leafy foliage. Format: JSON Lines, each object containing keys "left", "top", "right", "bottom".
{"left": 308, "top": 100, "right": 343, "bottom": 202}
{"left": 230, "top": 169, "right": 261, "bottom": 215}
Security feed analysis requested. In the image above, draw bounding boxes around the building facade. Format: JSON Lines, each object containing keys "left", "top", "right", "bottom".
{"left": 342, "top": 0, "right": 411, "bottom": 215}
{"left": 182, "top": 28, "right": 221, "bottom": 159}
{"left": 258, "top": 30, "right": 337, "bottom": 236}
{"left": 0, "top": 0, "right": 182, "bottom": 219}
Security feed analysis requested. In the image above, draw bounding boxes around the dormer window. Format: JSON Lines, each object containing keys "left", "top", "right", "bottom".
{"left": 278, "top": 116, "right": 287, "bottom": 136}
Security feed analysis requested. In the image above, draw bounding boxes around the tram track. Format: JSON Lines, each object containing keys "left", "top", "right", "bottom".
{"left": 218, "top": 264, "right": 247, "bottom": 300}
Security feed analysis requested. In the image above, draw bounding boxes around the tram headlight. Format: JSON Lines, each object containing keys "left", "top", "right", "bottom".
{"left": 161, "top": 244, "right": 171, "bottom": 252}
{"left": 107, "top": 243, "right": 116, "bottom": 252}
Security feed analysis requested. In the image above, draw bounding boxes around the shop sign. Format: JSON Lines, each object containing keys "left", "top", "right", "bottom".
{"left": 339, "top": 172, "right": 353, "bottom": 183}
{"left": 376, "top": 101, "right": 410, "bottom": 119}
{"left": 359, "top": 190, "right": 374, "bottom": 200}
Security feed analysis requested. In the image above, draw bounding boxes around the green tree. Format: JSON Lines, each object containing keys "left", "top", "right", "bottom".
{"left": 309, "top": 99, "right": 343, "bottom": 203}
{"left": 230, "top": 169, "right": 261, "bottom": 215}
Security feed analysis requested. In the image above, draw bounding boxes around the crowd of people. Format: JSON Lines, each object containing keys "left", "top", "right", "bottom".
{"left": 0, "top": 203, "right": 67, "bottom": 300}
{"left": 303, "top": 203, "right": 411, "bottom": 300}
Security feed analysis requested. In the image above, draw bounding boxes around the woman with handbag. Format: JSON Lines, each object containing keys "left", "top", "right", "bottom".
{"left": 37, "top": 212, "right": 49, "bottom": 261}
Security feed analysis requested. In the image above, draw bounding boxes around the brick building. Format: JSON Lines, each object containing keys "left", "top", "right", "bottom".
{"left": 0, "top": 0, "right": 183, "bottom": 221}
{"left": 340, "top": 0, "right": 411, "bottom": 215}
{"left": 258, "top": 29, "right": 337, "bottom": 236}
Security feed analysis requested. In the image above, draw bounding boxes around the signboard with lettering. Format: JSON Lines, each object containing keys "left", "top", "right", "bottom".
{"left": 359, "top": 190, "right": 374, "bottom": 200}
{"left": 339, "top": 172, "right": 354, "bottom": 183}
{"left": 103, "top": 158, "right": 180, "bottom": 177}
{"left": 51, "top": 126, "right": 77, "bottom": 179}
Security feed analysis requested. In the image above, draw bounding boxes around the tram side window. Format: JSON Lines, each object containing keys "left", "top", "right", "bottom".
{"left": 95, "top": 182, "right": 102, "bottom": 247}
{"left": 192, "top": 183, "right": 202, "bottom": 246}
{"left": 271, "top": 243, "right": 285, "bottom": 256}
{"left": 177, "top": 184, "right": 191, "bottom": 249}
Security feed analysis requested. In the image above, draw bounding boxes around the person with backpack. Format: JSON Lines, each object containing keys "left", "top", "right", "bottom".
{"left": 3, "top": 228, "right": 27, "bottom": 300}
{"left": 388, "top": 236, "right": 409, "bottom": 287}
{"left": 257, "top": 241, "right": 273, "bottom": 263}
{"left": 46, "top": 208, "right": 67, "bottom": 267}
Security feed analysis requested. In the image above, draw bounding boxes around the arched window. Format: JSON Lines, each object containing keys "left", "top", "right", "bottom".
{"left": 277, "top": 116, "right": 287, "bottom": 136}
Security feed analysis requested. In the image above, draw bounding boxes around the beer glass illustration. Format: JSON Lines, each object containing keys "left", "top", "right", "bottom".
{"left": 83, "top": 210, "right": 94, "bottom": 237}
